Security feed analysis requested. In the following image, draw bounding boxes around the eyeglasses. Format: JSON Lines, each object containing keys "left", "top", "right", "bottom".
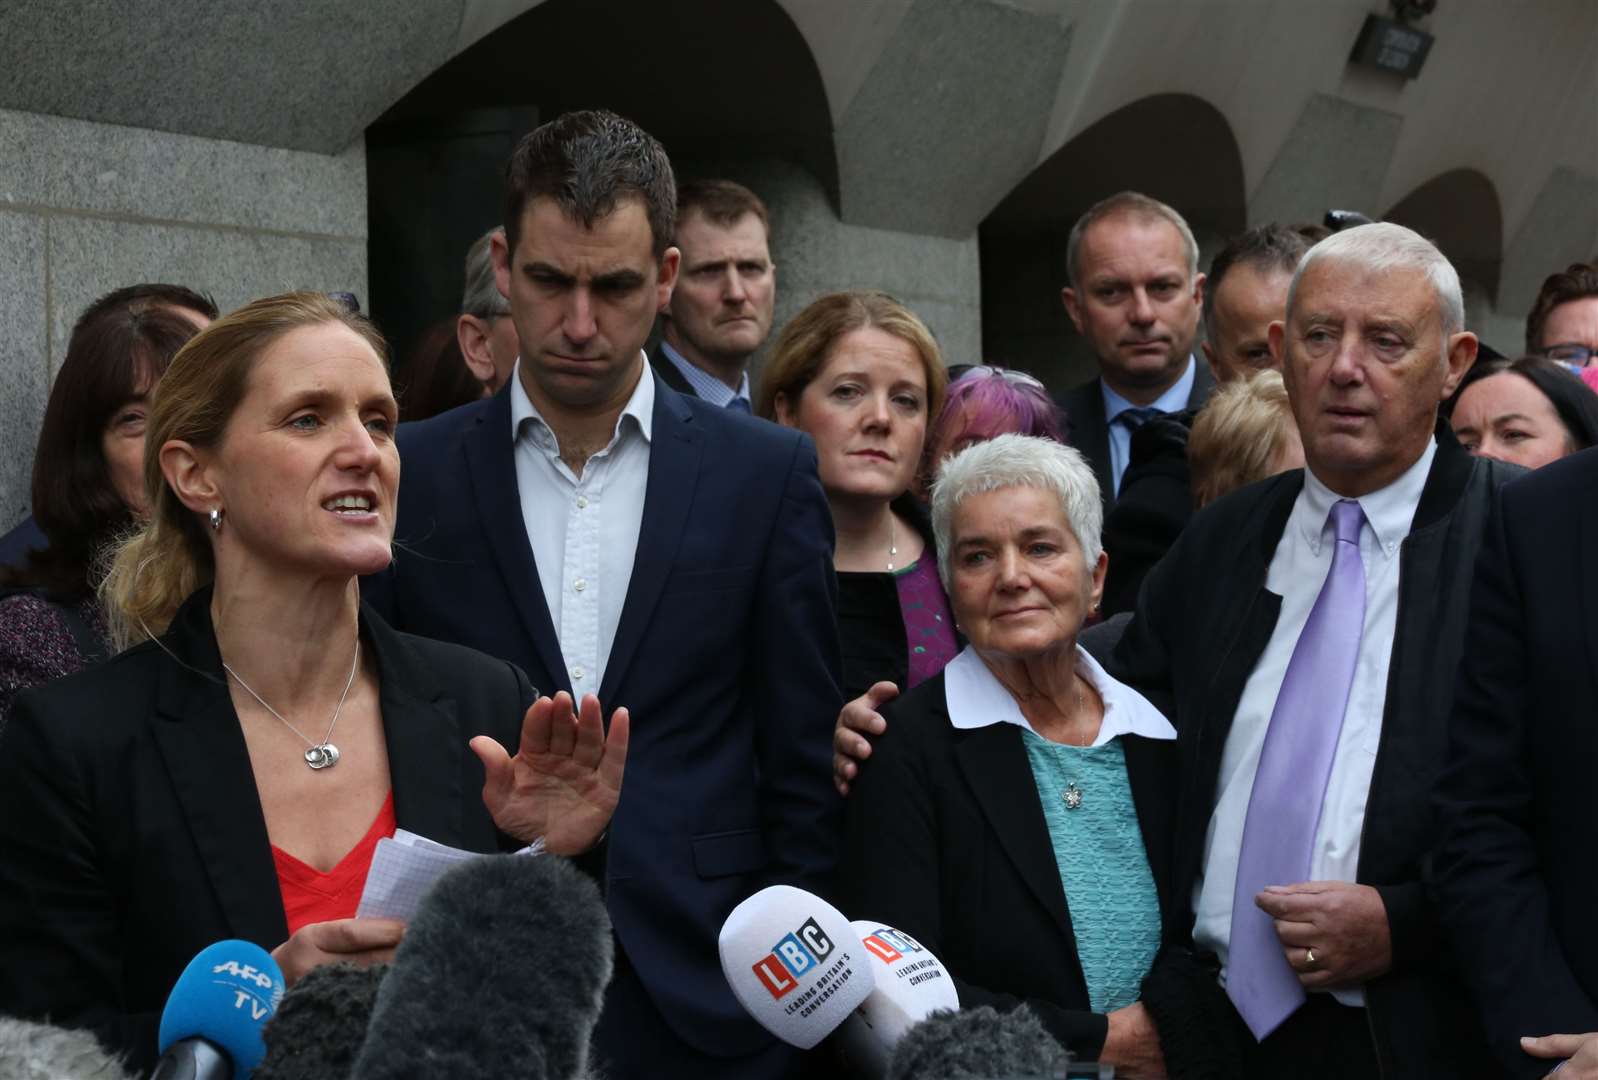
{"left": 958, "top": 364, "right": 1047, "bottom": 392}
{"left": 1543, "top": 343, "right": 1598, "bottom": 366}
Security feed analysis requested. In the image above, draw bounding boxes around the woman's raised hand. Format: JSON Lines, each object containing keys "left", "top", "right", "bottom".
{"left": 471, "top": 691, "right": 629, "bottom": 856}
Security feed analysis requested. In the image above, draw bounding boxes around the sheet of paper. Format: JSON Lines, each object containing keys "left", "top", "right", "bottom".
{"left": 356, "top": 833, "right": 477, "bottom": 922}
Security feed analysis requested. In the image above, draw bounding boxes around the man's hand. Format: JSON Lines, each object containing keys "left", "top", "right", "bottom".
{"left": 471, "top": 691, "right": 629, "bottom": 856}
{"left": 832, "top": 682, "right": 899, "bottom": 795}
{"left": 1523, "top": 1032, "right": 1598, "bottom": 1078}
{"left": 1255, "top": 881, "right": 1392, "bottom": 990}
{"left": 1102, "top": 1002, "right": 1167, "bottom": 1078}
{"left": 271, "top": 918, "right": 405, "bottom": 988}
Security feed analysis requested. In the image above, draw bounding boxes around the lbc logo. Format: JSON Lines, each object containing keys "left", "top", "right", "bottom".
{"left": 861, "top": 926, "right": 925, "bottom": 964}
{"left": 750, "top": 917, "right": 836, "bottom": 999}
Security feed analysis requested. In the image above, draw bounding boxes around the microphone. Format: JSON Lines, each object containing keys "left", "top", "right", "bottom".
{"left": 254, "top": 963, "right": 389, "bottom": 1080}
{"left": 349, "top": 853, "right": 612, "bottom": 1080}
{"left": 887, "top": 1004, "right": 1071, "bottom": 1080}
{"left": 0, "top": 1015, "right": 134, "bottom": 1080}
{"left": 718, "top": 884, "right": 874, "bottom": 1049}
{"left": 834, "top": 920, "right": 960, "bottom": 1076}
{"left": 153, "top": 940, "right": 286, "bottom": 1079}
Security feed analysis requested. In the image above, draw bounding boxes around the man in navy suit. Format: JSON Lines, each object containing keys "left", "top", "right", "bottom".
{"left": 363, "top": 111, "right": 843, "bottom": 1077}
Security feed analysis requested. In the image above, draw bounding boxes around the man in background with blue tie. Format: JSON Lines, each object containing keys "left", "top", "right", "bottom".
{"left": 1113, "top": 223, "right": 1511, "bottom": 1078}
{"left": 1056, "top": 191, "right": 1215, "bottom": 507}
{"left": 649, "top": 179, "right": 775, "bottom": 413}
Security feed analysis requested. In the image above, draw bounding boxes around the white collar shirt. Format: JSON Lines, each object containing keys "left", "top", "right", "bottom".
{"left": 508, "top": 355, "right": 654, "bottom": 697}
{"left": 944, "top": 644, "right": 1176, "bottom": 744}
{"left": 1192, "top": 436, "right": 1438, "bottom": 1008}
{"left": 1101, "top": 356, "right": 1196, "bottom": 497}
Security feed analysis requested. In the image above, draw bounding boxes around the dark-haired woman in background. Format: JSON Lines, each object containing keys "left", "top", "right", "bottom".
{"left": 1446, "top": 355, "right": 1598, "bottom": 471}
{"left": 0, "top": 302, "right": 200, "bottom": 723}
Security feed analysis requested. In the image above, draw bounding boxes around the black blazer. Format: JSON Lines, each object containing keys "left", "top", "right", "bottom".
{"left": 1055, "top": 361, "right": 1215, "bottom": 509}
{"left": 0, "top": 588, "right": 530, "bottom": 1073}
{"left": 841, "top": 670, "right": 1177, "bottom": 1062}
{"left": 1111, "top": 426, "right": 1516, "bottom": 1077}
{"left": 1434, "top": 448, "right": 1598, "bottom": 1078}
{"left": 648, "top": 342, "right": 700, "bottom": 398}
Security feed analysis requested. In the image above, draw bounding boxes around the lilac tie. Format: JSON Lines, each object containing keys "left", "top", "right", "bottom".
{"left": 1227, "top": 498, "right": 1367, "bottom": 1040}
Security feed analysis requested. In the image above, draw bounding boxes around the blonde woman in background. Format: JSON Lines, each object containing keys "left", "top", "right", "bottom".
{"left": 1187, "top": 369, "right": 1305, "bottom": 509}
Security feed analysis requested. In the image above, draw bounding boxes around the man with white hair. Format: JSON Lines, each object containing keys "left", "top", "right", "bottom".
{"left": 1113, "top": 223, "right": 1510, "bottom": 1077}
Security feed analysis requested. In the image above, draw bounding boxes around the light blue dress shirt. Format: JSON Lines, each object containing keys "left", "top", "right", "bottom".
{"left": 658, "top": 340, "right": 751, "bottom": 410}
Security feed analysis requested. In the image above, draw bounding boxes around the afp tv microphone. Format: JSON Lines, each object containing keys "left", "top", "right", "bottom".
{"left": 718, "top": 885, "right": 964, "bottom": 1074}
{"left": 152, "top": 939, "right": 285, "bottom": 1079}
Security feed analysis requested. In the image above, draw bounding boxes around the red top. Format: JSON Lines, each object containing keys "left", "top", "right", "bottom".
{"left": 272, "top": 790, "right": 397, "bottom": 936}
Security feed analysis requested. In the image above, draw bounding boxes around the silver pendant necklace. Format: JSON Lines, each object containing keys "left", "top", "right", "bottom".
{"left": 223, "top": 639, "right": 360, "bottom": 771}
{"left": 1063, "top": 680, "right": 1087, "bottom": 810}
{"left": 885, "top": 514, "right": 899, "bottom": 572}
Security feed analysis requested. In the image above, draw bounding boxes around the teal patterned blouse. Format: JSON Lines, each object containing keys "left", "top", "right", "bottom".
{"left": 1021, "top": 731, "right": 1162, "bottom": 1013}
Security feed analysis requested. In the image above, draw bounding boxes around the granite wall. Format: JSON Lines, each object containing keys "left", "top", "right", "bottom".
{"left": 0, "top": 108, "right": 366, "bottom": 530}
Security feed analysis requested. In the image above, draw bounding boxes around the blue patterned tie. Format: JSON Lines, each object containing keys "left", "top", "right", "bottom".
{"left": 1227, "top": 499, "right": 1367, "bottom": 1040}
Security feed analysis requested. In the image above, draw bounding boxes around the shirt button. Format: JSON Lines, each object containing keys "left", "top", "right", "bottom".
{"left": 571, "top": 666, "right": 585, "bottom": 680}
{"left": 574, "top": 578, "right": 587, "bottom": 592}
{"left": 576, "top": 496, "right": 589, "bottom": 509}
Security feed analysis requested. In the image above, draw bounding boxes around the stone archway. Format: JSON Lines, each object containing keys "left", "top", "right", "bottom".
{"left": 1384, "top": 168, "right": 1504, "bottom": 304}
{"left": 364, "top": 0, "right": 836, "bottom": 368}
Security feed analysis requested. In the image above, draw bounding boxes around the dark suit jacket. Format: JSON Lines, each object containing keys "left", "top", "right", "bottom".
{"left": 1111, "top": 426, "right": 1515, "bottom": 1078}
{"left": 360, "top": 374, "right": 843, "bottom": 1063}
{"left": 1056, "top": 360, "right": 1215, "bottom": 509}
{"left": 0, "top": 514, "right": 46, "bottom": 569}
{"left": 841, "top": 670, "right": 1177, "bottom": 1062}
{"left": 1434, "top": 448, "right": 1598, "bottom": 1078}
{"left": 648, "top": 342, "right": 700, "bottom": 398}
{"left": 0, "top": 588, "right": 529, "bottom": 1073}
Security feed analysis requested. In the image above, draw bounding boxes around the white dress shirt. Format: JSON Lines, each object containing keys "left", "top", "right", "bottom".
{"left": 1193, "top": 437, "right": 1438, "bottom": 1008}
{"left": 944, "top": 644, "right": 1176, "bottom": 743}
{"left": 1101, "top": 356, "right": 1196, "bottom": 496}
{"left": 509, "top": 356, "right": 653, "bottom": 697}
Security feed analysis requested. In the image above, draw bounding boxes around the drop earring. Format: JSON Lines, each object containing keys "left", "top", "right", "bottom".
{"left": 209, "top": 508, "right": 224, "bottom": 532}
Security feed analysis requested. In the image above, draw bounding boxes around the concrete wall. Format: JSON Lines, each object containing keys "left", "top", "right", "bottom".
{"left": 0, "top": 108, "right": 366, "bottom": 530}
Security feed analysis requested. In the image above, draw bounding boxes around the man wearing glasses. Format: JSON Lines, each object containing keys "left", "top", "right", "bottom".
{"left": 1525, "top": 261, "right": 1598, "bottom": 369}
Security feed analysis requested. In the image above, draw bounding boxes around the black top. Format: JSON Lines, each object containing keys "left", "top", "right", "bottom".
{"left": 0, "top": 587, "right": 531, "bottom": 1072}
{"left": 1099, "top": 410, "right": 1194, "bottom": 617}
{"left": 834, "top": 496, "right": 958, "bottom": 701}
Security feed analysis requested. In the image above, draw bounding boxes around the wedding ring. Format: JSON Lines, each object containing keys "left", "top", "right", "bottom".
{"left": 1305, "top": 947, "right": 1318, "bottom": 968}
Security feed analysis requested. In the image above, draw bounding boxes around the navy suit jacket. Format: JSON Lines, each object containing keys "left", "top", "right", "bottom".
{"left": 1434, "top": 449, "right": 1598, "bottom": 1077}
{"left": 361, "top": 373, "right": 844, "bottom": 1059}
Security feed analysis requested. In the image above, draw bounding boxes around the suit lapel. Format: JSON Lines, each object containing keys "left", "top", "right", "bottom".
{"left": 1070, "top": 383, "right": 1113, "bottom": 507}
{"left": 599, "top": 381, "right": 703, "bottom": 705}
{"left": 152, "top": 593, "right": 288, "bottom": 946}
{"left": 364, "top": 608, "right": 467, "bottom": 847}
{"left": 463, "top": 389, "right": 571, "bottom": 696}
{"left": 953, "top": 724, "right": 1079, "bottom": 941}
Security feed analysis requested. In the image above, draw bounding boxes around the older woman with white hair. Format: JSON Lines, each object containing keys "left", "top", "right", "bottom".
{"left": 841, "top": 434, "right": 1176, "bottom": 1076}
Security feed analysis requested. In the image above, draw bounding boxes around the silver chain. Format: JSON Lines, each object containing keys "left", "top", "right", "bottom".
{"left": 223, "top": 639, "right": 360, "bottom": 756}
